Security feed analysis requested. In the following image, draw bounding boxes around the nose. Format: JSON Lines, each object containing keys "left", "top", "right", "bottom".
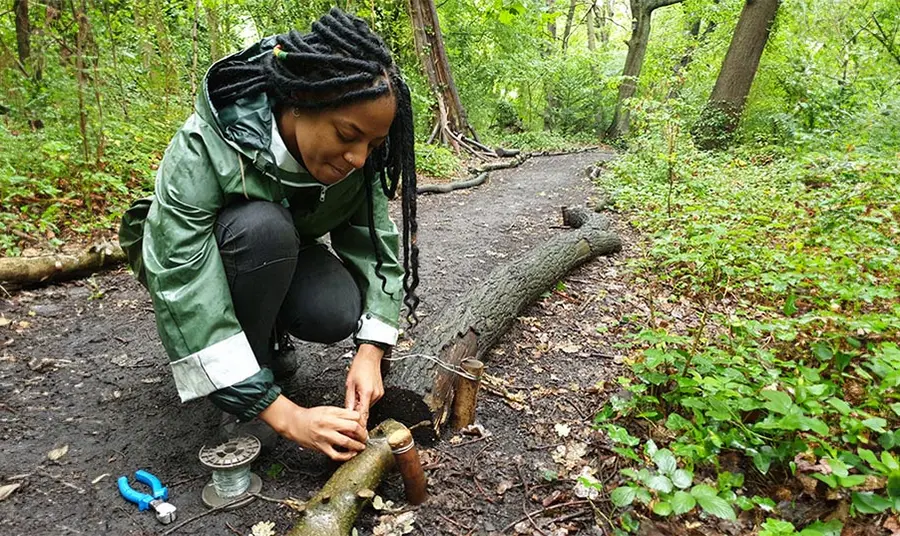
{"left": 344, "top": 145, "right": 368, "bottom": 170}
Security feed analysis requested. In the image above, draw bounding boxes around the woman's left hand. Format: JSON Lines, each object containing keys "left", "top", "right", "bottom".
{"left": 344, "top": 344, "right": 385, "bottom": 430}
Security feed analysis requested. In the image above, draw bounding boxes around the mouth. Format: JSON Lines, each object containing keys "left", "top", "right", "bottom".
{"left": 329, "top": 163, "right": 352, "bottom": 177}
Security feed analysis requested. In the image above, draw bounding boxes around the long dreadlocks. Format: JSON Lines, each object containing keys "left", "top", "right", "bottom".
{"left": 207, "top": 8, "right": 420, "bottom": 327}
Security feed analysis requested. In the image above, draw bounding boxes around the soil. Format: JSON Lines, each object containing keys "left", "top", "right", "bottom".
{"left": 0, "top": 149, "right": 638, "bottom": 536}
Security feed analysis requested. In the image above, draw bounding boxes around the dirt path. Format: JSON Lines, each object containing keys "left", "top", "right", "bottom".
{"left": 0, "top": 149, "right": 638, "bottom": 535}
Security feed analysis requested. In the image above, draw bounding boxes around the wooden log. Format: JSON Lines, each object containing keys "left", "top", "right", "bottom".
{"left": 374, "top": 206, "right": 621, "bottom": 442}
{"left": 287, "top": 419, "right": 407, "bottom": 536}
{"left": 416, "top": 172, "right": 488, "bottom": 195}
{"left": 450, "top": 358, "right": 484, "bottom": 430}
{"left": 0, "top": 242, "right": 125, "bottom": 287}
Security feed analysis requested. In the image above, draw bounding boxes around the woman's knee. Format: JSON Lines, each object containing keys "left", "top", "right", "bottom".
{"left": 215, "top": 201, "right": 300, "bottom": 263}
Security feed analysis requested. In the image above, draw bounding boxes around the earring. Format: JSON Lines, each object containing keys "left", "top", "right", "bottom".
{"left": 291, "top": 107, "right": 301, "bottom": 118}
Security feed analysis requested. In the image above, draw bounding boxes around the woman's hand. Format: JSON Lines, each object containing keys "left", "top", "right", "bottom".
{"left": 259, "top": 395, "right": 367, "bottom": 461}
{"left": 344, "top": 344, "right": 385, "bottom": 429}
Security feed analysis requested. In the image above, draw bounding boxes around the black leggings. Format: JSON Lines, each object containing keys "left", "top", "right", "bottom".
{"left": 214, "top": 200, "right": 362, "bottom": 367}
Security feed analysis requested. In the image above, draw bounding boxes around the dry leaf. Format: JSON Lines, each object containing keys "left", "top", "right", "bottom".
{"left": 47, "top": 445, "right": 69, "bottom": 461}
{"left": 0, "top": 483, "right": 21, "bottom": 501}
{"left": 884, "top": 516, "right": 900, "bottom": 536}
{"left": 554, "top": 423, "right": 571, "bottom": 437}
{"left": 250, "top": 521, "right": 276, "bottom": 536}
{"left": 560, "top": 343, "right": 581, "bottom": 354}
{"left": 0, "top": 317, "right": 10, "bottom": 327}
{"left": 496, "top": 480, "right": 514, "bottom": 496}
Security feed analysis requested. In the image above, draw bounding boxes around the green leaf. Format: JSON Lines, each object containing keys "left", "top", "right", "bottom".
{"left": 690, "top": 484, "right": 717, "bottom": 499}
{"left": 696, "top": 494, "right": 736, "bottom": 520}
{"left": 647, "top": 475, "right": 673, "bottom": 493}
{"left": 671, "top": 469, "right": 693, "bottom": 489}
{"left": 812, "top": 473, "right": 838, "bottom": 488}
{"left": 812, "top": 341, "right": 833, "bottom": 361}
{"left": 851, "top": 491, "right": 892, "bottom": 514}
{"left": 887, "top": 473, "right": 900, "bottom": 498}
{"left": 863, "top": 417, "right": 887, "bottom": 433}
{"left": 610, "top": 486, "right": 636, "bottom": 507}
{"left": 883, "top": 451, "right": 900, "bottom": 472}
{"left": 826, "top": 397, "right": 851, "bottom": 416}
{"left": 859, "top": 448, "right": 887, "bottom": 472}
{"left": 783, "top": 293, "right": 797, "bottom": 316}
{"left": 824, "top": 458, "right": 849, "bottom": 478}
{"left": 652, "top": 449, "right": 677, "bottom": 475}
{"left": 837, "top": 475, "right": 867, "bottom": 488}
{"left": 671, "top": 491, "right": 696, "bottom": 515}
{"left": 761, "top": 390, "right": 793, "bottom": 415}
{"left": 760, "top": 519, "right": 796, "bottom": 536}
{"left": 799, "top": 520, "right": 843, "bottom": 536}
{"left": 652, "top": 500, "right": 673, "bottom": 516}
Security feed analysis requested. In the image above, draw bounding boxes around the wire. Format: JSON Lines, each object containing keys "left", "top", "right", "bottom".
{"left": 382, "top": 353, "right": 480, "bottom": 381}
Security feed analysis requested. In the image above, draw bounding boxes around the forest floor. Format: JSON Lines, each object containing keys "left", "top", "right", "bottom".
{"left": 0, "top": 149, "right": 650, "bottom": 536}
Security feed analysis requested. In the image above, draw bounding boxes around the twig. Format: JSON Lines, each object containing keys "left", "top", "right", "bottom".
{"left": 161, "top": 496, "right": 250, "bottom": 535}
{"left": 167, "top": 474, "right": 205, "bottom": 487}
{"left": 225, "top": 521, "right": 242, "bottom": 536}
{"left": 437, "top": 512, "right": 472, "bottom": 533}
{"left": 501, "top": 500, "right": 590, "bottom": 533}
{"left": 450, "top": 435, "right": 491, "bottom": 448}
{"left": 472, "top": 476, "right": 496, "bottom": 505}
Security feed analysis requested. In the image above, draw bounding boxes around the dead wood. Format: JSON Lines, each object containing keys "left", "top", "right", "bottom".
{"left": 0, "top": 242, "right": 125, "bottom": 288}
{"left": 374, "top": 206, "right": 621, "bottom": 441}
{"left": 287, "top": 419, "right": 408, "bottom": 536}
{"left": 416, "top": 172, "right": 488, "bottom": 195}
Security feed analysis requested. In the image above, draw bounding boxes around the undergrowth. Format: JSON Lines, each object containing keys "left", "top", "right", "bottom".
{"left": 594, "top": 134, "right": 900, "bottom": 534}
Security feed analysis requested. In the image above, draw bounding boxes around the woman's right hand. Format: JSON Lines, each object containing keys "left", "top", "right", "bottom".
{"left": 259, "top": 395, "right": 368, "bottom": 461}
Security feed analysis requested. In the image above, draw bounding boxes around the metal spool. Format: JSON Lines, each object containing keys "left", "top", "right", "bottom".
{"left": 198, "top": 435, "right": 263, "bottom": 509}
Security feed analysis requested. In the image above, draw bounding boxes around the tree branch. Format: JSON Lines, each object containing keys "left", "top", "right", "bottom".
{"left": 650, "top": 0, "right": 684, "bottom": 11}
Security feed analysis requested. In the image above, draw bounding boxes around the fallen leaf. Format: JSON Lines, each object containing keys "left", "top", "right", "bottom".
{"left": 47, "top": 445, "right": 69, "bottom": 461}
{"left": 884, "top": 516, "right": 900, "bottom": 536}
{"left": 18, "top": 321, "right": 30, "bottom": 329}
{"left": 0, "top": 317, "right": 10, "bottom": 327}
{"left": 554, "top": 423, "right": 571, "bottom": 438}
{"left": 250, "top": 521, "right": 276, "bottom": 536}
{"left": 560, "top": 343, "right": 581, "bottom": 354}
{"left": 496, "top": 480, "right": 514, "bottom": 496}
{"left": 372, "top": 495, "right": 385, "bottom": 510}
{"left": 0, "top": 483, "right": 21, "bottom": 501}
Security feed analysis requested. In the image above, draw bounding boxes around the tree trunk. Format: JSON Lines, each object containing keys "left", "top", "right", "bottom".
{"left": 586, "top": 4, "right": 596, "bottom": 51}
{"left": 373, "top": 207, "right": 622, "bottom": 442}
{"left": 605, "top": 0, "right": 683, "bottom": 141}
{"left": 407, "top": 0, "right": 474, "bottom": 148}
{"left": 14, "top": 0, "right": 30, "bottom": 65}
{"left": 191, "top": 0, "right": 200, "bottom": 101}
{"left": 562, "top": 0, "right": 578, "bottom": 52}
{"left": 666, "top": 16, "right": 717, "bottom": 100}
{"left": 547, "top": 0, "right": 557, "bottom": 41}
{"left": 73, "top": 0, "right": 90, "bottom": 162}
{"left": 692, "top": 0, "right": 780, "bottom": 150}
{"left": 599, "top": 0, "right": 612, "bottom": 45}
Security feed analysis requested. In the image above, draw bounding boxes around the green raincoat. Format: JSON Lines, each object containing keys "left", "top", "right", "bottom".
{"left": 119, "top": 37, "right": 402, "bottom": 421}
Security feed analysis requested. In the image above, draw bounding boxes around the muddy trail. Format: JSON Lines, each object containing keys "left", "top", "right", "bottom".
{"left": 0, "top": 149, "right": 639, "bottom": 536}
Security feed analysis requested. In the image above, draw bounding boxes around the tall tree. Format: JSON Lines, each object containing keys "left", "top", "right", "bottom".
{"left": 13, "top": 0, "right": 30, "bottom": 66}
{"left": 605, "top": 0, "right": 683, "bottom": 141}
{"left": 586, "top": 2, "right": 596, "bottom": 51}
{"left": 562, "top": 0, "right": 578, "bottom": 51}
{"left": 692, "top": 0, "right": 780, "bottom": 149}
{"left": 407, "top": 0, "right": 476, "bottom": 150}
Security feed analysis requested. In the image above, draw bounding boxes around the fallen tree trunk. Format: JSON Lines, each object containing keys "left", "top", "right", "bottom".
{"left": 287, "top": 419, "right": 407, "bottom": 536}
{"left": 0, "top": 242, "right": 125, "bottom": 288}
{"left": 374, "top": 206, "right": 621, "bottom": 441}
{"left": 416, "top": 172, "right": 488, "bottom": 195}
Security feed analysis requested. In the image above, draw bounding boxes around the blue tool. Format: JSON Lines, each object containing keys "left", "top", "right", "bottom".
{"left": 117, "top": 470, "right": 177, "bottom": 524}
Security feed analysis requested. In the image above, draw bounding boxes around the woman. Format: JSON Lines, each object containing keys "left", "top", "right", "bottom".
{"left": 118, "top": 8, "right": 420, "bottom": 462}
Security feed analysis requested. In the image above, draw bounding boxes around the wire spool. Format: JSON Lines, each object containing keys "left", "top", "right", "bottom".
{"left": 199, "top": 435, "right": 263, "bottom": 509}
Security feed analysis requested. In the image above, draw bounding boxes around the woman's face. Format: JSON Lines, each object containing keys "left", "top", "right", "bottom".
{"left": 285, "top": 94, "right": 396, "bottom": 185}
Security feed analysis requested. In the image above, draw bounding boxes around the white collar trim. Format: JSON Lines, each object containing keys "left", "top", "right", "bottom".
{"left": 270, "top": 118, "right": 303, "bottom": 173}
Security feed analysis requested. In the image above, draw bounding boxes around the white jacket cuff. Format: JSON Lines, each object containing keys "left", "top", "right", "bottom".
{"left": 355, "top": 313, "right": 399, "bottom": 346}
{"left": 169, "top": 332, "right": 260, "bottom": 401}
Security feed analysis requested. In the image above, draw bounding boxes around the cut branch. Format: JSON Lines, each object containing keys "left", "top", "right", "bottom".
{"left": 417, "top": 172, "right": 488, "bottom": 194}
{"left": 0, "top": 243, "right": 126, "bottom": 287}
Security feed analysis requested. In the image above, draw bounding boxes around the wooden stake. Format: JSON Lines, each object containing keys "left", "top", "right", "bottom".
{"left": 388, "top": 427, "right": 428, "bottom": 505}
{"left": 450, "top": 358, "right": 485, "bottom": 430}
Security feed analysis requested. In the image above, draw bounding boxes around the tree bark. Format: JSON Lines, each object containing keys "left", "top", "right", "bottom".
{"left": 599, "top": 0, "right": 612, "bottom": 45}
{"left": 14, "top": 0, "right": 30, "bottom": 65}
{"left": 373, "top": 207, "right": 622, "bottom": 442}
{"left": 606, "top": 0, "right": 684, "bottom": 141}
{"left": 562, "top": 0, "right": 578, "bottom": 52}
{"left": 73, "top": 0, "right": 90, "bottom": 162}
{"left": 0, "top": 243, "right": 126, "bottom": 288}
{"left": 586, "top": 4, "right": 596, "bottom": 51}
{"left": 692, "top": 0, "right": 780, "bottom": 150}
{"left": 407, "top": 0, "right": 475, "bottom": 147}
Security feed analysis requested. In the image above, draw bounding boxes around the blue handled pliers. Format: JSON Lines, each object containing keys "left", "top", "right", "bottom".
{"left": 117, "top": 470, "right": 177, "bottom": 524}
